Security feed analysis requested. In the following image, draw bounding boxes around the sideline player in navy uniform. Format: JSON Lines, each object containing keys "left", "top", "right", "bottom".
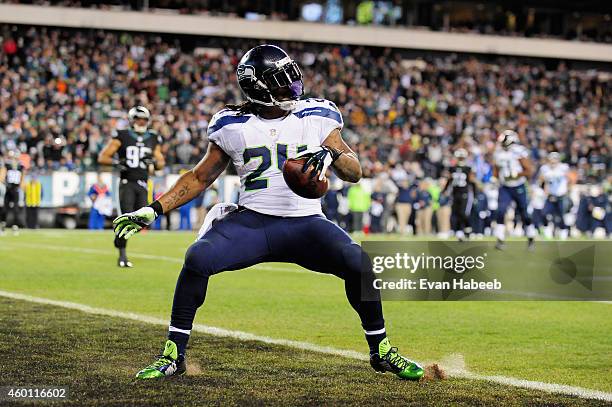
{"left": 493, "top": 130, "right": 536, "bottom": 250}
{"left": 442, "top": 148, "right": 477, "bottom": 241}
{"left": 98, "top": 106, "right": 165, "bottom": 267}
{"left": 113, "top": 45, "right": 424, "bottom": 381}
{"left": 0, "top": 150, "right": 25, "bottom": 234}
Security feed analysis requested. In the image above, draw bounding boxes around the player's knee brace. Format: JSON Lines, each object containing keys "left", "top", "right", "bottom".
{"left": 114, "top": 236, "right": 126, "bottom": 248}
{"left": 184, "top": 239, "right": 217, "bottom": 277}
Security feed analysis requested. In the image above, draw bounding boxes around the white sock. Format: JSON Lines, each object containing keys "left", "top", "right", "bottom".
{"left": 364, "top": 328, "right": 386, "bottom": 335}
{"left": 169, "top": 326, "right": 191, "bottom": 335}
{"left": 494, "top": 224, "right": 506, "bottom": 241}
{"left": 526, "top": 224, "right": 536, "bottom": 238}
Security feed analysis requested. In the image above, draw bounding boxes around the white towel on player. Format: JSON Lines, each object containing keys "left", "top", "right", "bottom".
{"left": 195, "top": 202, "right": 239, "bottom": 241}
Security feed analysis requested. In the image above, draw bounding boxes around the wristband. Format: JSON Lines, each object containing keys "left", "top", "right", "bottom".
{"left": 148, "top": 200, "right": 164, "bottom": 217}
{"left": 325, "top": 146, "right": 342, "bottom": 162}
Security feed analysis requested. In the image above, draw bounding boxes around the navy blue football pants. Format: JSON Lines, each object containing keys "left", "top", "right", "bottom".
{"left": 496, "top": 184, "right": 533, "bottom": 226}
{"left": 170, "top": 208, "right": 384, "bottom": 333}
{"left": 543, "top": 196, "right": 568, "bottom": 229}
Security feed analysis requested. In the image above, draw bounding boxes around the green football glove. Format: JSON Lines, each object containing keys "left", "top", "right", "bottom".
{"left": 113, "top": 206, "right": 158, "bottom": 240}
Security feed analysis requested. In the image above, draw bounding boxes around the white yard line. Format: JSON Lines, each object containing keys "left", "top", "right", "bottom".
{"left": 3, "top": 242, "right": 312, "bottom": 274}
{"left": 0, "top": 289, "right": 611, "bottom": 402}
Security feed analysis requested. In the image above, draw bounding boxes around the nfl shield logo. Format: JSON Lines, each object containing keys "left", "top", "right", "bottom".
{"left": 137, "top": 136, "right": 143, "bottom": 142}
{"left": 269, "top": 129, "right": 278, "bottom": 141}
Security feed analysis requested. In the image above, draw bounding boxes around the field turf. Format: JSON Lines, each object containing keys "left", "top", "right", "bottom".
{"left": 1, "top": 229, "right": 611, "bottom": 406}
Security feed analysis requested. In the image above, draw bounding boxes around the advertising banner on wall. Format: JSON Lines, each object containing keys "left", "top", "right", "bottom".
{"left": 31, "top": 172, "right": 240, "bottom": 209}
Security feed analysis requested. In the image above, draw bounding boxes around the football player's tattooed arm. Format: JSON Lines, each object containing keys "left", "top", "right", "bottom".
{"left": 157, "top": 142, "right": 229, "bottom": 213}
{"left": 98, "top": 139, "right": 121, "bottom": 165}
{"left": 153, "top": 145, "right": 165, "bottom": 170}
{"left": 322, "top": 129, "right": 362, "bottom": 183}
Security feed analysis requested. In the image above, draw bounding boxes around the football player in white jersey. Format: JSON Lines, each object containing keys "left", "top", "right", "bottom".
{"left": 538, "top": 152, "right": 571, "bottom": 239}
{"left": 113, "top": 45, "right": 424, "bottom": 381}
{"left": 492, "top": 130, "right": 536, "bottom": 249}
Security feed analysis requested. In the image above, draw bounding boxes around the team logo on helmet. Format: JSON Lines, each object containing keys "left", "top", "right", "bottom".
{"left": 237, "top": 65, "right": 256, "bottom": 82}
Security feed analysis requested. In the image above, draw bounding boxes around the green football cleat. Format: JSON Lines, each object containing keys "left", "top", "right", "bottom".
{"left": 369, "top": 338, "right": 424, "bottom": 381}
{"left": 136, "top": 340, "right": 186, "bottom": 379}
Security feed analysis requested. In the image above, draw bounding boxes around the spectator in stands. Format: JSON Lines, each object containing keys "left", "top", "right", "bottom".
{"left": 88, "top": 175, "right": 110, "bottom": 230}
{"left": 347, "top": 182, "right": 371, "bottom": 233}
{"left": 0, "top": 25, "right": 609, "bottom": 236}
{"left": 179, "top": 200, "right": 193, "bottom": 231}
{"left": 414, "top": 179, "right": 433, "bottom": 235}
{"left": 369, "top": 185, "right": 385, "bottom": 234}
{"left": 395, "top": 179, "right": 414, "bottom": 235}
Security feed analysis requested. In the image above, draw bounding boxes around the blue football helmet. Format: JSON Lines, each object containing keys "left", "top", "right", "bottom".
{"left": 236, "top": 44, "right": 304, "bottom": 110}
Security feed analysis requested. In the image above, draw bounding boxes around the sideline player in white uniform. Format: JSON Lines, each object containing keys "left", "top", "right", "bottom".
{"left": 538, "top": 152, "right": 571, "bottom": 239}
{"left": 493, "top": 130, "right": 536, "bottom": 249}
{"left": 112, "top": 45, "right": 424, "bottom": 381}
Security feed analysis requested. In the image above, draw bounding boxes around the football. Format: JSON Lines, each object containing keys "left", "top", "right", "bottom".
{"left": 282, "top": 157, "right": 329, "bottom": 199}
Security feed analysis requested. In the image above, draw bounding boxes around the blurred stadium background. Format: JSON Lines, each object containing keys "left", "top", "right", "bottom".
{"left": 0, "top": 0, "right": 610, "bottom": 237}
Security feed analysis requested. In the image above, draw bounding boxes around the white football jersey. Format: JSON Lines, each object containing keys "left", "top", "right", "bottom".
{"left": 494, "top": 144, "right": 529, "bottom": 187}
{"left": 207, "top": 98, "right": 343, "bottom": 217}
{"left": 539, "top": 163, "right": 569, "bottom": 197}
{"left": 530, "top": 184, "right": 546, "bottom": 210}
{"left": 484, "top": 184, "right": 498, "bottom": 211}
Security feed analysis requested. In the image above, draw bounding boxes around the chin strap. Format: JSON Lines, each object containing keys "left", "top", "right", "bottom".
{"left": 247, "top": 93, "right": 298, "bottom": 112}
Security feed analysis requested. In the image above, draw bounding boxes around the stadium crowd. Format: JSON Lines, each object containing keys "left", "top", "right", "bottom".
{"left": 0, "top": 25, "right": 610, "bottom": 235}
{"left": 5, "top": 0, "right": 612, "bottom": 42}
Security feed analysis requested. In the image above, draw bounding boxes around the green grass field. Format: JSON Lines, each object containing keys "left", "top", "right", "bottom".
{"left": 1, "top": 230, "right": 611, "bottom": 406}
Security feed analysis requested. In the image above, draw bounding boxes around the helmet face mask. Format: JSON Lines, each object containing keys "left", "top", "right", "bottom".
{"left": 237, "top": 45, "right": 304, "bottom": 111}
{"left": 548, "top": 152, "right": 560, "bottom": 166}
{"left": 128, "top": 106, "right": 151, "bottom": 133}
{"left": 454, "top": 148, "right": 468, "bottom": 164}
